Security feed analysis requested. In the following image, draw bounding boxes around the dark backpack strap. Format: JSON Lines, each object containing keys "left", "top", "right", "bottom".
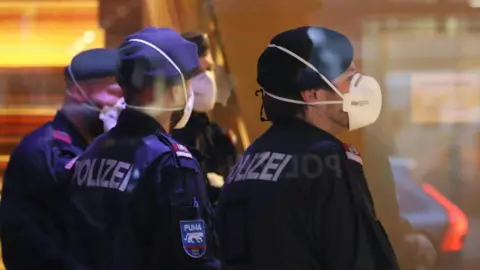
{"left": 316, "top": 141, "right": 398, "bottom": 269}
{"left": 340, "top": 155, "right": 400, "bottom": 270}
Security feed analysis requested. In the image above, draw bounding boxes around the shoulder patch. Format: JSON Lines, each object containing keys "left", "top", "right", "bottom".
{"left": 343, "top": 143, "right": 362, "bottom": 165}
{"left": 173, "top": 144, "right": 193, "bottom": 159}
{"left": 65, "top": 156, "right": 79, "bottom": 169}
{"left": 180, "top": 219, "right": 207, "bottom": 258}
{"left": 53, "top": 130, "right": 72, "bottom": 144}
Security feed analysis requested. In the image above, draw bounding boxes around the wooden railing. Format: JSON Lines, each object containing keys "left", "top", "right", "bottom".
{"left": 0, "top": 66, "right": 64, "bottom": 166}
{"left": 0, "top": 114, "right": 55, "bottom": 156}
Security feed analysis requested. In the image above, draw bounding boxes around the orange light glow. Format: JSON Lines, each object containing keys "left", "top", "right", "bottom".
{"left": 0, "top": 0, "right": 104, "bottom": 67}
{"left": 422, "top": 184, "right": 469, "bottom": 252}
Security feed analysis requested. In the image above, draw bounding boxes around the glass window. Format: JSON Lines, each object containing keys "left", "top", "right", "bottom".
{"left": 363, "top": 16, "right": 480, "bottom": 209}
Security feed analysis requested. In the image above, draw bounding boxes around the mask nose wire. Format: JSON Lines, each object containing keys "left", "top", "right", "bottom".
{"left": 267, "top": 44, "right": 344, "bottom": 99}
{"left": 127, "top": 38, "right": 187, "bottom": 112}
{"left": 66, "top": 64, "right": 101, "bottom": 112}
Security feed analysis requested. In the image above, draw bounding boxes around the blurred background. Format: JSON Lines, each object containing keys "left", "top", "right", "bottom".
{"left": 0, "top": 0, "right": 480, "bottom": 269}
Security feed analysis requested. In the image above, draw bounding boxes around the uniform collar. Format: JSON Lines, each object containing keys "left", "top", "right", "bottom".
{"left": 116, "top": 108, "right": 166, "bottom": 135}
{"left": 181, "top": 111, "right": 209, "bottom": 131}
{"left": 271, "top": 118, "right": 343, "bottom": 144}
{"left": 52, "top": 110, "right": 89, "bottom": 149}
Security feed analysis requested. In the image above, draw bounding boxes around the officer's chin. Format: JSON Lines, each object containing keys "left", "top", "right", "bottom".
{"left": 330, "top": 114, "right": 349, "bottom": 133}
{"left": 341, "top": 112, "right": 350, "bottom": 129}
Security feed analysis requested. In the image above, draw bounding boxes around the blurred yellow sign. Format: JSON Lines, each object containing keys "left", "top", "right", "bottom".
{"left": 0, "top": 0, "right": 104, "bottom": 67}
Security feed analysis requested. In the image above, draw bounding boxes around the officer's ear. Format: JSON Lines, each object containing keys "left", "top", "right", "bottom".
{"left": 199, "top": 52, "right": 214, "bottom": 72}
{"left": 300, "top": 88, "right": 324, "bottom": 102}
{"left": 67, "top": 83, "right": 88, "bottom": 103}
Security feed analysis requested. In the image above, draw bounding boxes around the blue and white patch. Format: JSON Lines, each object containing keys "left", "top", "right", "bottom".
{"left": 180, "top": 219, "right": 206, "bottom": 258}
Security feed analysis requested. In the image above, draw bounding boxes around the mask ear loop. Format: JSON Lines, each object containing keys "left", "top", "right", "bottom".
{"left": 66, "top": 64, "right": 101, "bottom": 112}
{"left": 255, "top": 89, "right": 269, "bottom": 122}
{"left": 254, "top": 44, "right": 348, "bottom": 123}
{"left": 266, "top": 44, "right": 345, "bottom": 104}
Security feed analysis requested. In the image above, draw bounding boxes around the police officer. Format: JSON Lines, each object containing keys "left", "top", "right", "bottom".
{"left": 65, "top": 27, "right": 219, "bottom": 270}
{"left": 172, "top": 31, "right": 237, "bottom": 203}
{"left": 215, "top": 26, "right": 400, "bottom": 270}
{"left": 0, "top": 48, "right": 122, "bottom": 270}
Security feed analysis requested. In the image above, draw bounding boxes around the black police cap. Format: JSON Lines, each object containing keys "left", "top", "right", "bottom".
{"left": 257, "top": 26, "right": 354, "bottom": 97}
{"left": 181, "top": 32, "right": 209, "bottom": 57}
{"left": 64, "top": 48, "right": 119, "bottom": 81}
{"left": 116, "top": 27, "right": 199, "bottom": 90}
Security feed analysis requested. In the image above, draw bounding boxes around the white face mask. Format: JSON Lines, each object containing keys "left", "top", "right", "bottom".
{"left": 66, "top": 65, "right": 124, "bottom": 133}
{"left": 191, "top": 71, "right": 217, "bottom": 112}
{"left": 98, "top": 97, "right": 126, "bottom": 132}
{"left": 261, "top": 44, "right": 382, "bottom": 131}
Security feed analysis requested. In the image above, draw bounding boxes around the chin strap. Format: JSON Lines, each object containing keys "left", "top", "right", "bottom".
{"left": 255, "top": 89, "right": 269, "bottom": 122}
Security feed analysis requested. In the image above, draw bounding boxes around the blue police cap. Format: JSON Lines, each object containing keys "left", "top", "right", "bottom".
{"left": 64, "top": 48, "right": 119, "bottom": 81}
{"left": 116, "top": 27, "right": 200, "bottom": 90}
{"left": 257, "top": 26, "right": 354, "bottom": 98}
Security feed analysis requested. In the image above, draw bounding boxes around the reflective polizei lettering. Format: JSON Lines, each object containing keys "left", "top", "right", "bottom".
{"left": 72, "top": 158, "right": 133, "bottom": 191}
{"left": 227, "top": 152, "right": 293, "bottom": 183}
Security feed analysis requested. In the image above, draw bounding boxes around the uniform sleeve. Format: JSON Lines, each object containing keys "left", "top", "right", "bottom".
{"left": 307, "top": 147, "right": 357, "bottom": 270}
{"left": 0, "top": 146, "right": 84, "bottom": 270}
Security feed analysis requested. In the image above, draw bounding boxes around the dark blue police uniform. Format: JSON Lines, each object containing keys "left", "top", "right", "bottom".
{"left": 0, "top": 111, "right": 88, "bottom": 270}
{"left": 0, "top": 48, "right": 118, "bottom": 270}
{"left": 66, "top": 108, "right": 219, "bottom": 270}
{"left": 215, "top": 119, "right": 399, "bottom": 270}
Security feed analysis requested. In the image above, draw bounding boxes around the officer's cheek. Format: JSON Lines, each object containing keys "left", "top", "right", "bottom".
{"left": 326, "top": 104, "right": 347, "bottom": 125}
